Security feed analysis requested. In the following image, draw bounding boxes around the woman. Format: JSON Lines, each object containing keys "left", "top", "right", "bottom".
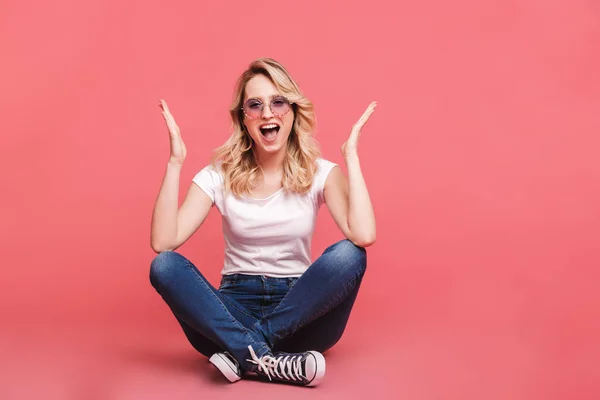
{"left": 149, "top": 58, "right": 376, "bottom": 387}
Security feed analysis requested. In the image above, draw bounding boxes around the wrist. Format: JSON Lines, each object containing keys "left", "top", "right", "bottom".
{"left": 344, "top": 153, "right": 360, "bottom": 163}
{"left": 167, "top": 159, "right": 184, "bottom": 170}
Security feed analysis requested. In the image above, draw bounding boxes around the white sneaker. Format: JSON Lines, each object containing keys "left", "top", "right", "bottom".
{"left": 246, "top": 345, "right": 326, "bottom": 387}
{"left": 209, "top": 351, "right": 242, "bottom": 383}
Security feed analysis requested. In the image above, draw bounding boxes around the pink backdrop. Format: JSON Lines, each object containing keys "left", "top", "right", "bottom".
{"left": 1, "top": 1, "right": 599, "bottom": 399}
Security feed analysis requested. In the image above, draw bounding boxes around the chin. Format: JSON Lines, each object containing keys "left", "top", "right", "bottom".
{"left": 253, "top": 131, "right": 290, "bottom": 153}
{"left": 259, "top": 142, "right": 285, "bottom": 154}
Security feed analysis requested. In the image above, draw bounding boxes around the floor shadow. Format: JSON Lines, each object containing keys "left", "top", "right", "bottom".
{"left": 114, "top": 344, "right": 224, "bottom": 383}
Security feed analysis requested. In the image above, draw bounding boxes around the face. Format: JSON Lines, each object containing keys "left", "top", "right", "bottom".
{"left": 242, "top": 74, "right": 295, "bottom": 157}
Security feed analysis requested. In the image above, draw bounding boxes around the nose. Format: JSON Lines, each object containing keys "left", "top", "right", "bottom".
{"left": 261, "top": 103, "right": 274, "bottom": 119}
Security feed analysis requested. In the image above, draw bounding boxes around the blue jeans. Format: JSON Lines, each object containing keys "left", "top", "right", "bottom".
{"left": 149, "top": 239, "right": 367, "bottom": 372}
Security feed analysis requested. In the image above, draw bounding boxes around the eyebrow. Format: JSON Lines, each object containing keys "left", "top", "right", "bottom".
{"left": 245, "top": 94, "right": 283, "bottom": 102}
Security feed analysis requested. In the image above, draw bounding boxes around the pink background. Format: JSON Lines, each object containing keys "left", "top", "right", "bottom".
{"left": 1, "top": 0, "right": 599, "bottom": 399}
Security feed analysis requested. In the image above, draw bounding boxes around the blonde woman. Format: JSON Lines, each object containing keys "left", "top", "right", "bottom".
{"left": 150, "top": 58, "right": 376, "bottom": 387}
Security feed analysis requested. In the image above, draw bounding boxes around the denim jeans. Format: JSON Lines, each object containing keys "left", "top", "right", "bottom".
{"left": 149, "top": 239, "right": 367, "bottom": 372}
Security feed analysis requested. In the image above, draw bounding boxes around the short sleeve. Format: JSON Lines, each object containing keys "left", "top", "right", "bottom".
{"left": 192, "top": 164, "right": 222, "bottom": 204}
{"left": 313, "top": 158, "right": 338, "bottom": 206}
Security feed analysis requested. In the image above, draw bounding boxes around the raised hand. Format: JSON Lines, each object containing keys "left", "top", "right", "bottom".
{"left": 342, "top": 101, "right": 377, "bottom": 159}
{"left": 159, "top": 99, "right": 187, "bottom": 165}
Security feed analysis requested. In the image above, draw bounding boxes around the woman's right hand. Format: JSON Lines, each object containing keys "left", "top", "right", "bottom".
{"left": 159, "top": 99, "right": 187, "bottom": 165}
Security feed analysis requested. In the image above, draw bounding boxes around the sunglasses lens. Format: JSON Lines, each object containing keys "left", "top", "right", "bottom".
{"left": 271, "top": 97, "right": 290, "bottom": 116}
{"left": 244, "top": 100, "right": 263, "bottom": 119}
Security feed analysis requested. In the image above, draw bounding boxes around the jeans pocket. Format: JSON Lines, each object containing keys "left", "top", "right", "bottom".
{"left": 219, "top": 274, "right": 237, "bottom": 291}
{"left": 286, "top": 277, "right": 299, "bottom": 289}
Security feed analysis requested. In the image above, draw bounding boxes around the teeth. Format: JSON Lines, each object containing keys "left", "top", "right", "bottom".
{"left": 261, "top": 124, "right": 278, "bottom": 129}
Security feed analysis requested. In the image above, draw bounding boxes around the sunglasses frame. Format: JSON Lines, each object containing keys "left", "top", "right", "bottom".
{"left": 241, "top": 95, "right": 294, "bottom": 120}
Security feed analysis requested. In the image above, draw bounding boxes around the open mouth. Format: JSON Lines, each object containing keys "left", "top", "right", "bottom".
{"left": 259, "top": 123, "right": 280, "bottom": 141}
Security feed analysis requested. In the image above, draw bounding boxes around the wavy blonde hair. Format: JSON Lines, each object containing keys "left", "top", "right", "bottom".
{"left": 210, "top": 58, "right": 321, "bottom": 196}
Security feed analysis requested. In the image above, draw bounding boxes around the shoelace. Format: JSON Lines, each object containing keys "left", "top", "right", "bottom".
{"left": 246, "top": 345, "right": 306, "bottom": 382}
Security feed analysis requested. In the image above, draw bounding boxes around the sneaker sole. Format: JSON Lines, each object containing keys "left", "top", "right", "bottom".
{"left": 305, "top": 351, "right": 326, "bottom": 387}
{"left": 209, "top": 353, "right": 242, "bottom": 383}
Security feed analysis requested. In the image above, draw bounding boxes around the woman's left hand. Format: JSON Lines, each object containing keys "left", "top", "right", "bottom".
{"left": 341, "top": 101, "right": 377, "bottom": 159}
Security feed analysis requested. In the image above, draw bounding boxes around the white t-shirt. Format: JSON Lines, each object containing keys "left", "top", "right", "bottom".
{"left": 192, "top": 158, "right": 338, "bottom": 278}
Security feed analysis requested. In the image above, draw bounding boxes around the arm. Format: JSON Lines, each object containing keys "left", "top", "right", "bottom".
{"left": 324, "top": 158, "right": 376, "bottom": 247}
{"left": 150, "top": 99, "right": 213, "bottom": 253}
{"left": 150, "top": 162, "right": 213, "bottom": 253}
{"left": 323, "top": 102, "right": 377, "bottom": 247}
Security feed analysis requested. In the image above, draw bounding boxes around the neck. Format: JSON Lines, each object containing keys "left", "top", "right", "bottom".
{"left": 255, "top": 146, "right": 286, "bottom": 173}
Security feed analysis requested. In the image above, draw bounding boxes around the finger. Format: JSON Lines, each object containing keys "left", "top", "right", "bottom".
{"left": 161, "top": 106, "right": 173, "bottom": 120}
{"left": 161, "top": 113, "right": 177, "bottom": 134}
{"left": 361, "top": 102, "right": 377, "bottom": 119}
{"left": 161, "top": 112, "right": 173, "bottom": 127}
{"left": 166, "top": 109, "right": 177, "bottom": 127}
{"left": 161, "top": 111, "right": 174, "bottom": 129}
{"left": 159, "top": 99, "right": 170, "bottom": 113}
{"left": 167, "top": 122, "right": 178, "bottom": 137}
{"left": 167, "top": 116, "right": 179, "bottom": 135}
{"left": 360, "top": 101, "right": 376, "bottom": 114}
{"left": 348, "top": 115, "right": 373, "bottom": 145}
{"left": 352, "top": 115, "right": 371, "bottom": 135}
{"left": 161, "top": 108, "right": 177, "bottom": 131}
{"left": 355, "top": 101, "right": 377, "bottom": 129}
{"left": 358, "top": 102, "right": 376, "bottom": 122}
